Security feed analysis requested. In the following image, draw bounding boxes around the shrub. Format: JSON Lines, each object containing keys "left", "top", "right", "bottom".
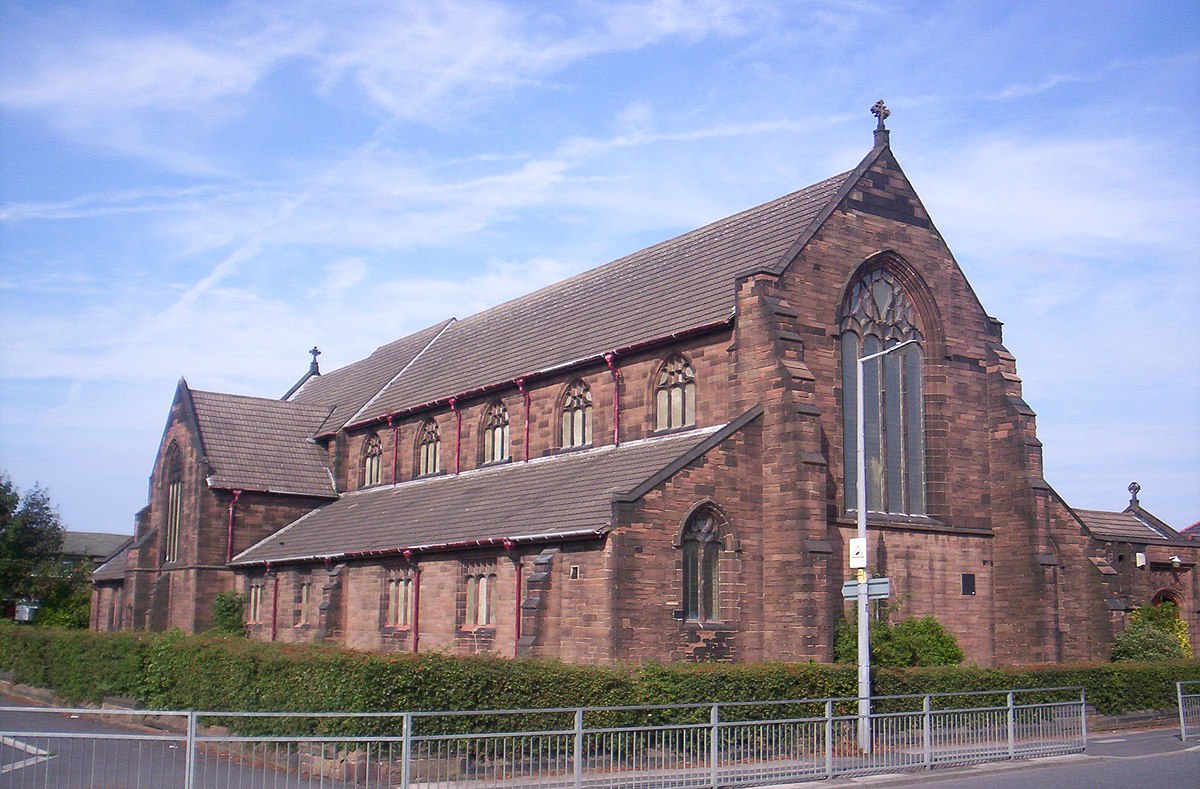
{"left": 1112, "top": 621, "right": 1186, "bottom": 662}
{"left": 834, "top": 608, "right": 963, "bottom": 667}
{"left": 210, "top": 591, "right": 246, "bottom": 636}
{"left": 1128, "top": 602, "right": 1192, "bottom": 658}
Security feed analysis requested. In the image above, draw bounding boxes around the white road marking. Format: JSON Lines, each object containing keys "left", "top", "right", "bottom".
{"left": 0, "top": 735, "right": 55, "bottom": 775}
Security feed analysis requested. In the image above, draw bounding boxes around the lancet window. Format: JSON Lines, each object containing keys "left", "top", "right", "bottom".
{"left": 681, "top": 509, "right": 722, "bottom": 622}
{"left": 483, "top": 402, "right": 510, "bottom": 464}
{"left": 656, "top": 354, "right": 696, "bottom": 431}
{"left": 561, "top": 380, "right": 593, "bottom": 448}
{"left": 163, "top": 444, "right": 183, "bottom": 563}
{"left": 417, "top": 420, "right": 441, "bottom": 477}
{"left": 361, "top": 432, "right": 383, "bottom": 487}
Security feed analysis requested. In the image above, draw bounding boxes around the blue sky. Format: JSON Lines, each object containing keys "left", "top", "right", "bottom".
{"left": 1, "top": 0, "right": 1197, "bottom": 535}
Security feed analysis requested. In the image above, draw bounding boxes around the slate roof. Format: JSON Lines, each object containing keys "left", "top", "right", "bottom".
{"left": 61, "top": 531, "right": 131, "bottom": 561}
{"left": 189, "top": 390, "right": 337, "bottom": 498}
{"left": 352, "top": 171, "right": 853, "bottom": 423}
{"left": 232, "top": 411, "right": 759, "bottom": 567}
{"left": 289, "top": 319, "right": 453, "bottom": 435}
{"left": 1074, "top": 508, "right": 1184, "bottom": 543}
{"left": 92, "top": 545, "right": 130, "bottom": 582}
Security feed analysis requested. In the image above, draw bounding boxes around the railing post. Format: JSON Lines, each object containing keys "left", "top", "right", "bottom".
{"left": 1006, "top": 691, "right": 1015, "bottom": 759}
{"left": 1080, "top": 687, "right": 1088, "bottom": 746}
{"left": 709, "top": 704, "right": 720, "bottom": 789}
{"left": 184, "top": 711, "right": 197, "bottom": 789}
{"left": 573, "top": 708, "right": 584, "bottom": 789}
{"left": 825, "top": 700, "right": 834, "bottom": 779}
{"left": 922, "top": 694, "right": 932, "bottom": 768}
{"left": 401, "top": 713, "right": 412, "bottom": 789}
{"left": 1179, "top": 682, "right": 1186, "bottom": 742}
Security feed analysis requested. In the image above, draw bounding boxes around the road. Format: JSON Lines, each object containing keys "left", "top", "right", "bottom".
{"left": 810, "top": 727, "right": 1200, "bottom": 789}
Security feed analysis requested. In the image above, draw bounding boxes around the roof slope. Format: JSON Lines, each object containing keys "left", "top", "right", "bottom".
{"left": 1074, "top": 508, "right": 1185, "bottom": 543}
{"left": 92, "top": 543, "right": 131, "bottom": 582}
{"left": 62, "top": 531, "right": 131, "bottom": 560}
{"left": 356, "top": 171, "right": 852, "bottom": 421}
{"left": 233, "top": 420, "right": 746, "bottom": 566}
{"left": 289, "top": 318, "right": 453, "bottom": 435}
{"left": 190, "top": 390, "right": 336, "bottom": 497}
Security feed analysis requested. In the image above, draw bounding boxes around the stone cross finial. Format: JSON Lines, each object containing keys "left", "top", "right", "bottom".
{"left": 871, "top": 100, "right": 890, "bottom": 130}
{"left": 1128, "top": 481, "right": 1141, "bottom": 507}
{"left": 308, "top": 346, "right": 321, "bottom": 373}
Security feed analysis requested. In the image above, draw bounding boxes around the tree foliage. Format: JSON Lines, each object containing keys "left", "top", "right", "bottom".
{"left": 0, "top": 473, "right": 66, "bottom": 604}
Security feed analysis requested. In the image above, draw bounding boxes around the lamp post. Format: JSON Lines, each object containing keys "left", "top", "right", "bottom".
{"left": 855, "top": 338, "right": 918, "bottom": 753}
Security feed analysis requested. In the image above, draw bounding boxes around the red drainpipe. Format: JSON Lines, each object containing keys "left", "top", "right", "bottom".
{"left": 405, "top": 549, "right": 421, "bottom": 653}
{"left": 270, "top": 569, "right": 279, "bottom": 642}
{"left": 448, "top": 397, "right": 462, "bottom": 474}
{"left": 387, "top": 414, "right": 398, "bottom": 483}
{"left": 604, "top": 353, "right": 621, "bottom": 447}
{"left": 226, "top": 490, "right": 242, "bottom": 563}
{"left": 516, "top": 377, "right": 530, "bottom": 462}
{"left": 504, "top": 539, "right": 521, "bottom": 655}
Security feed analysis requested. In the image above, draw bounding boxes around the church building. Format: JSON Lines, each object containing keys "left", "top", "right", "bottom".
{"left": 92, "top": 110, "right": 1199, "bottom": 665}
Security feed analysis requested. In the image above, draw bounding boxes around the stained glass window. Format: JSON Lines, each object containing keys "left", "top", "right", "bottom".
{"left": 839, "top": 268, "right": 926, "bottom": 515}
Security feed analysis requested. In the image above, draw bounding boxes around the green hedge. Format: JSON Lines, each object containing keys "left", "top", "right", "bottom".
{"left": 2, "top": 623, "right": 1197, "bottom": 722}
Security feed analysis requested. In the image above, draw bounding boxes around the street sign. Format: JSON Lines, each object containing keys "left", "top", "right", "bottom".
{"left": 840, "top": 577, "right": 891, "bottom": 600}
{"left": 848, "top": 537, "right": 867, "bottom": 568}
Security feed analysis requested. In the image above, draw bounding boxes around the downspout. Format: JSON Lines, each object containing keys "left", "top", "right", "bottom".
{"left": 448, "top": 397, "right": 462, "bottom": 474}
{"left": 604, "top": 353, "right": 621, "bottom": 447}
{"left": 225, "top": 490, "right": 242, "bottom": 563}
{"left": 405, "top": 550, "right": 421, "bottom": 653}
{"left": 505, "top": 539, "right": 521, "bottom": 656}
{"left": 516, "top": 377, "right": 531, "bottom": 462}
{"left": 387, "top": 415, "right": 398, "bottom": 483}
{"left": 267, "top": 562, "right": 278, "bottom": 642}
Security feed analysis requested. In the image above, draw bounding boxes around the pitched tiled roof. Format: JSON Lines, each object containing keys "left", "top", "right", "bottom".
{"left": 354, "top": 172, "right": 853, "bottom": 422}
{"left": 1074, "top": 508, "right": 1183, "bottom": 543}
{"left": 190, "top": 390, "right": 337, "bottom": 498}
{"left": 92, "top": 545, "right": 130, "bottom": 582}
{"left": 232, "top": 414, "right": 757, "bottom": 566}
{"left": 62, "top": 531, "right": 131, "bottom": 561}
{"left": 289, "top": 319, "right": 453, "bottom": 435}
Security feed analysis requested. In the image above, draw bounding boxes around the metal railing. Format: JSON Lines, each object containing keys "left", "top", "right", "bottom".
{"left": 1179, "top": 680, "right": 1200, "bottom": 742}
{"left": 0, "top": 686, "right": 1086, "bottom": 788}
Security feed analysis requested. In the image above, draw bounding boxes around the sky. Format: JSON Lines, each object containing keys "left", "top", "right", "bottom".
{"left": 1, "top": 0, "right": 1197, "bottom": 536}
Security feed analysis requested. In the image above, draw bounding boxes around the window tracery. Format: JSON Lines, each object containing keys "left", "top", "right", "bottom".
{"left": 839, "top": 268, "right": 926, "bottom": 515}
{"left": 417, "top": 420, "right": 441, "bottom": 477}
{"left": 361, "top": 432, "right": 383, "bottom": 487}
{"left": 163, "top": 443, "right": 183, "bottom": 563}
{"left": 656, "top": 354, "right": 696, "bottom": 431}
{"left": 681, "top": 510, "right": 722, "bottom": 622}
{"left": 561, "top": 380, "right": 593, "bottom": 448}
{"left": 483, "top": 402, "right": 510, "bottom": 464}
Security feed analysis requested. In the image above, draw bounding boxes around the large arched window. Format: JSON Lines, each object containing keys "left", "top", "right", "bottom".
{"left": 417, "top": 420, "right": 441, "bottom": 477}
{"left": 561, "top": 380, "right": 593, "bottom": 448}
{"left": 482, "top": 401, "right": 510, "bottom": 464}
{"left": 681, "top": 509, "right": 722, "bottom": 622}
{"left": 839, "top": 268, "right": 925, "bottom": 515}
{"left": 163, "top": 443, "right": 183, "bottom": 563}
{"left": 656, "top": 354, "right": 696, "bottom": 431}
{"left": 361, "top": 432, "right": 383, "bottom": 487}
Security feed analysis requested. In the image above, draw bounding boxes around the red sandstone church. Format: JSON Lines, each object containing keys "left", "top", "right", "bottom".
{"left": 92, "top": 112, "right": 1198, "bottom": 664}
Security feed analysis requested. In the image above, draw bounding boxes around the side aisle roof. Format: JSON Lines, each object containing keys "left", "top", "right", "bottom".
{"left": 232, "top": 407, "right": 760, "bottom": 567}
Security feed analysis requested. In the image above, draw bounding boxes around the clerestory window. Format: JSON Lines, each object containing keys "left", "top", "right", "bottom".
{"left": 483, "top": 401, "right": 510, "bottom": 464}
{"left": 839, "top": 268, "right": 926, "bottom": 515}
{"left": 361, "top": 432, "right": 384, "bottom": 487}
{"left": 656, "top": 354, "right": 696, "bottom": 431}
{"left": 417, "top": 420, "right": 441, "bottom": 477}
{"left": 560, "top": 380, "right": 593, "bottom": 448}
